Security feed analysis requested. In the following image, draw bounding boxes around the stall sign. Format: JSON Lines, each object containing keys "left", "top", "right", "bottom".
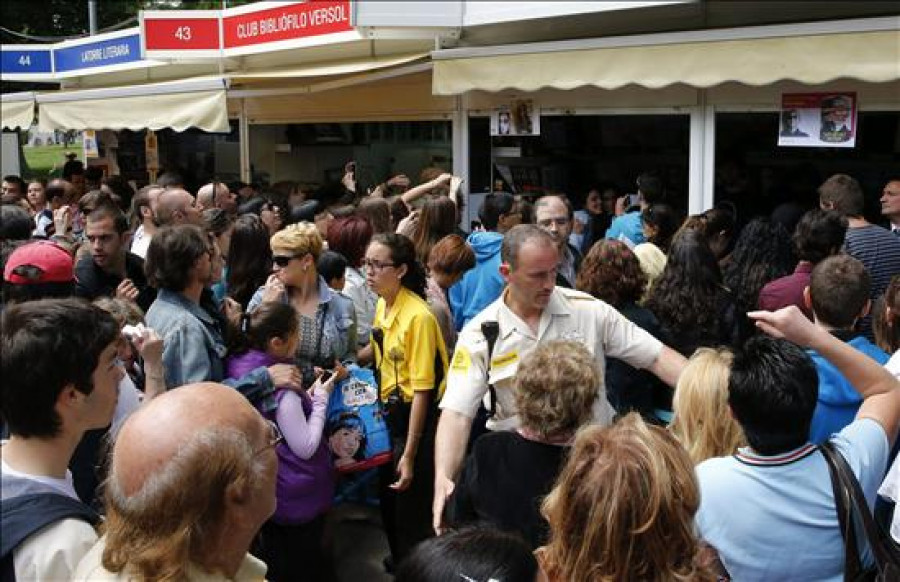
{"left": 0, "top": 46, "right": 53, "bottom": 76}
{"left": 54, "top": 30, "right": 143, "bottom": 74}
{"left": 142, "top": 11, "right": 222, "bottom": 57}
{"left": 222, "top": 0, "right": 354, "bottom": 54}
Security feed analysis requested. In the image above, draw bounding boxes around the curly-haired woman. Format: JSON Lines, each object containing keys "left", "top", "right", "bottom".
{"left": 577, "top": 239, "right": 667, "bottom": 419}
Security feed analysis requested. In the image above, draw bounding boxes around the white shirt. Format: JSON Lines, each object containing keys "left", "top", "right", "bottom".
{"left": 1, "top": 455, "right": 98, "bottom": 581}
{"left": 440, "top": 286, "right": 662, "bottom": 431}
{"left": 342, "top": 266, "right": 377, "bottom": 346}
{"left": 130, "top": 225, "right": 152, "bottom": 259}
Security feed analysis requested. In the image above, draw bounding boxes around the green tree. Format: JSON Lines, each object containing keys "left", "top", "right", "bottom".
{"left": 0, "top": 0, "right": 257, "bottom": 41}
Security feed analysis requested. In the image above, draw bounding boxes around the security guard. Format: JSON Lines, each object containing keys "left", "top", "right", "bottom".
{"left": 432, "top": 224, "right": 687, "bottom": 532}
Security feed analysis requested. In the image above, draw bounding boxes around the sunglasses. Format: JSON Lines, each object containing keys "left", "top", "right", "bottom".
{"left": 272, "top": 254, "right": 303, "bottom": 268}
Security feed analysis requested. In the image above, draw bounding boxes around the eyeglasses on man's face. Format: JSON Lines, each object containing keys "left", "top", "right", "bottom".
{"left": 254, "top": 420, "right": 284, "bottom": 455}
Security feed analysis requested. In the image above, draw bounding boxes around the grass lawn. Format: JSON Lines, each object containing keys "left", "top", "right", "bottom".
{"left": 23, "top": 144, "right": 71, "bottom": 180}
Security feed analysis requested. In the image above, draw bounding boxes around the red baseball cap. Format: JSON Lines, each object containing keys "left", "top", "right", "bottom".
{"left": 3, "top": 241, "right": 74, "bottom": 285}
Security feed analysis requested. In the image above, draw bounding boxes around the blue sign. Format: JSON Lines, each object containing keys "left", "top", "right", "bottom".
{"left": 1, "top": 47, "right": 53, "bottom": 75}
{"left": 54, "top": 33, "right": 142, "bottom": 73}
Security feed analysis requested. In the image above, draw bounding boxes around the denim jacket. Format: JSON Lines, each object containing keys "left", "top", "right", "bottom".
{"left": 146, "top": 288, "right": 276, "bottom": 412}
{"left": 249, "top": 276, "right": 357, "bottom": 369}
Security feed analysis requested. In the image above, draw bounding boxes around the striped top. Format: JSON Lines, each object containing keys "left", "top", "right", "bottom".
{"left": 844, "top": 224, "right": 900, "bottom": 299}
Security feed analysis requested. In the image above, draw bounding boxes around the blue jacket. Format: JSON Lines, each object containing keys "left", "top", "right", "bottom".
{"left": 448, "top": 231, "right": 505, "bottom": 331}
{"left": 248, "top": 276, "right": 357, "bottom": 372}
{"left": 146, "top": 288, "right": 276, "bottom": 411}
{"left": 808, "top": 335, "right": 889, "bottom": 444}
{"left": 605, "top": 211, "right": 645, "bottom": 246}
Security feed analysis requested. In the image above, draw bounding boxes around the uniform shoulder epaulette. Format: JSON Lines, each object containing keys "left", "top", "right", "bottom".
{"left": 561, "top": 289, "right": 597, "bottom": 301}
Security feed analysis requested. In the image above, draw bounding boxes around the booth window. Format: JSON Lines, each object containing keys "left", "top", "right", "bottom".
{"left": 714, "top": 111, "right": 899, "bottom": 224}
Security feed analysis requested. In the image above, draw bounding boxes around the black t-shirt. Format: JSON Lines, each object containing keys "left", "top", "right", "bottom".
{"left": 449, "top": 431, "right": 568, "bottom": 549}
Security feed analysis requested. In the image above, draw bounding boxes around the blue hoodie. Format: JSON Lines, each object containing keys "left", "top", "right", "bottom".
{"left": 448, "top": 231, "right": 505, "bottom": 331}
{"left": 808, "top": 335, "right": 889, "bottom": 444}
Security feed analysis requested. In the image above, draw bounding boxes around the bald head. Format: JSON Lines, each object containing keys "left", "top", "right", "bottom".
{"left": 156, "top": 188, "right": 202, "bottom": 226}
{"left": 112, "top": 382, "right": 264, "bottom": 497}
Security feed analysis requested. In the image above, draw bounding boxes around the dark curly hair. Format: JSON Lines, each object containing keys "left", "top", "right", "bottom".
{"left": 576, "top": 240, "right": 647, "bottom": 307}
{"left": 723, "top": 218, "right": 795, "bottom": 316}
{"left": 645, "top": 229, "right": 728, "bottom": 346}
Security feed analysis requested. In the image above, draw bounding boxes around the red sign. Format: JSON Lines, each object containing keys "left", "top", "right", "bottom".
{"left": 143, "top": 16, "right": 220, "bottom": 51}
{"left": 223, "top": 1, "right": 352, "bottom": 49}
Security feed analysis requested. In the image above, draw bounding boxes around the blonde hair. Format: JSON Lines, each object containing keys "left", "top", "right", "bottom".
{"left": 101, "top": 427, "right": 267, "bottom": 581}
{"left": 670, "top": 347, "right": 745, "bottom": 464}
{"left": 270, "top": 221, "right": 322, "bottom": 260}
{"left": 540, "top": 414, "right": 716, "bottom": 582}
{"left": 514, "top": 340, "right": 600, "bottom": 439}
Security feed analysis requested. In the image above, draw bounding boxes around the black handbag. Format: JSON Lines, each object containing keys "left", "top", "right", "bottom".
{"left": 821, "top": 441, "right": 900, "bottom": 582}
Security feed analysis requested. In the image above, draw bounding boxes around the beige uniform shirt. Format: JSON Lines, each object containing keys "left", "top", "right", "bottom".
{"left": 440, "top": 286, "right": 663, "bottom": 431}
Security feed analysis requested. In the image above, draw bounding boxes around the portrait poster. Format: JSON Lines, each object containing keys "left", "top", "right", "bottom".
{"left": 82, "top": 130, "right": 99, "bottom": 158}
{"left": 491, "top": 99, "right": 541, "bottom": 136}
{"left": 778, "top": 92, "right": 857, "bottom": 148}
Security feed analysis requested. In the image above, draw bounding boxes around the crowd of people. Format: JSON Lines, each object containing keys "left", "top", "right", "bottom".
{"left": 1, "top": 160, "right": 899, "bottom": 581}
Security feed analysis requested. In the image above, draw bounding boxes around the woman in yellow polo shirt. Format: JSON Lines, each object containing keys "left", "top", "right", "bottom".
{"left": 365, "top": 232, "right": 448, "bottom": 568}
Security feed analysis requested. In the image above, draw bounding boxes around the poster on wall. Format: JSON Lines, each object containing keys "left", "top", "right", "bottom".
{"left": 491, "top": 99, "right": 541, "bottom": 136}
{"left": 778, "top": 92, "right": 857, "bottom": 148}
{"left": 82, "top": 130, "right": 99, "bottom": 158}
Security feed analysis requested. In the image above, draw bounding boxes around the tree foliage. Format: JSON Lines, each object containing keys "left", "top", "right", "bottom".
{"left": 1, "top": 0, "right": 257, "bottom": 42}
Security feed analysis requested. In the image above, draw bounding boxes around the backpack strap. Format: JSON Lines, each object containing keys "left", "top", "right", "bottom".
{"left": 1, "top": 492, "right": 100, "bottom": 580}
{"left": 480, "top": 321, "right": 500, "bottom": 418}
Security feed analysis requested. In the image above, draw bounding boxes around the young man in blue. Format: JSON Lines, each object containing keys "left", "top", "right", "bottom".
{"left": 805, "top": 254, "right": 889, "bottom": 443}
{"left": 605, "top": 172, "right": 664, "bottom": 247}
{"left": 695, "top": 306, "right": 900, "bottom": 581}
{"left": 448, "top": 192, "right": 520, "bottom": 330}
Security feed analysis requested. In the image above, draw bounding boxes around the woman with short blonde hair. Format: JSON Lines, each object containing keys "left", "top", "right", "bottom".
{"left": 670, "top": 347, "right": 746, "bottom": 464}
{"left": 249, "top": 222, "right": 356, "bottom": 387}
{"left": 538, "top": 413, "right": 717, "bottom": 582}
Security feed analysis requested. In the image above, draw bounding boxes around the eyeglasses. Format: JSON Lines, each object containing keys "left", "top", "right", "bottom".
{"left": 254, "top": 420, "right": 284, "bottom": 455}
{"left": 272, "top": 254, "right": 302, "bottom": 268}
{"left": 362, "top": 258, "right": 396, "bottom": 272}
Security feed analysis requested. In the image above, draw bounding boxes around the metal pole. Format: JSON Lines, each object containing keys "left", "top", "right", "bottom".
{"left": 88, "top": 0, "right": 98, "bottom": 35}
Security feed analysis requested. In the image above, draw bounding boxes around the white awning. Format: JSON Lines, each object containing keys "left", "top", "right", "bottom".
{"left": 229, "top": 52, "right": 428, "bottom": 82}
{"left": 1, "top": 93, "right": 36, "bottom": 130}
{"left": 432, "top": 18, "right": 900, "bottom": 94}
{"left": 37, "top": 78, "right": 229, "bottom": 133}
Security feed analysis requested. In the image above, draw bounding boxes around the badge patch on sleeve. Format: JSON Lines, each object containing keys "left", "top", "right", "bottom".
{"left": 450, "top": 346, "right": 472, "bottom": 373}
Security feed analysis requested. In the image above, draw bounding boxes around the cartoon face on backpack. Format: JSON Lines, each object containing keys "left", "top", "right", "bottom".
{"left": 328, "top": 412, "right": 367, "bottom": 468}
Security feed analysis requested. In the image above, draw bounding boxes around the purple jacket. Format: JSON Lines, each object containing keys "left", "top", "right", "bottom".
{"left": 227, "top": 349, "right": 334, "bottom": 524}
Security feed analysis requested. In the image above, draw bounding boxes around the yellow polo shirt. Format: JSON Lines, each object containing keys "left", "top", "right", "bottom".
{"left": 371, "top": 286, "right": 448, "bottom": 403}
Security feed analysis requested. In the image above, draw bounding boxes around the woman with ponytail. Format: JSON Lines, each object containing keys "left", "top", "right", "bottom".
{"left": 364, "top": 232, "right": 449, "bottom": 568}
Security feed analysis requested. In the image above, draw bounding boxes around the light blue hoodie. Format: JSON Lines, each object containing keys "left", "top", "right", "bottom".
{"left": 448, "top": 231, "right": 505, "bottom": 331}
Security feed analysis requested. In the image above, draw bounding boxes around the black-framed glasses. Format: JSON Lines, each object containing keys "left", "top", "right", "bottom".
{"left": 362, "top": 258, "right": 396, "bottom": 272}
{"left": 273, "top": 254, "right": 301, "bottom": 268}
{"left": 253, "top": 420, "right": 284, "bottom": 455}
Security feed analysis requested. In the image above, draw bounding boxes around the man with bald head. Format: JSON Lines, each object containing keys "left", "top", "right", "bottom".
{"left": 74, "top": 382, "right": 277, "bottom": 581}
{"left": 196, "top": 182, "right": 238, "bottom": 215}
{"left": 154, "top": 188, "right": 203, "bottom": 227}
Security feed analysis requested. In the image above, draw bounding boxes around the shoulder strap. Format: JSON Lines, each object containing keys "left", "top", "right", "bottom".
{"left": 480, "top": 321, "right": 500, "bottom": 418}
{"left": 371, "top": 327, "right": 385, "bottom": 390}
{"left": 1, "top": 493, "right": 99, "bottom": 559}
{"left": 821, "top": 444, "right": 864, "bottom": 579}
{"left": 822, "top": 441, "right": 900, "bottom": 574}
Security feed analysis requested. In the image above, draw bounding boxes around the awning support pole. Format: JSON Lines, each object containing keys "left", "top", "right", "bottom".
{"left": 239, "top": 98, "right": 250, "bottom": 183}
{"left": 688, "top": 89, "right": 715, "bottom": 215}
